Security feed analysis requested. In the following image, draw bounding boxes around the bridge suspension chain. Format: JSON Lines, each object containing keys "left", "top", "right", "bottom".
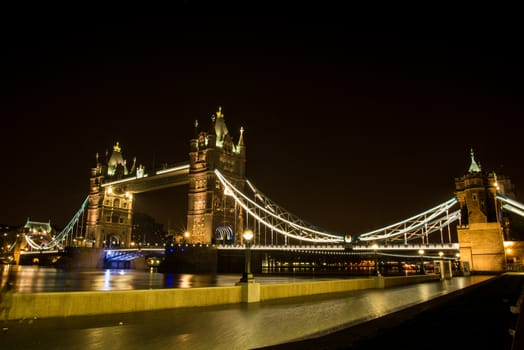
{"left": 215, "top": 170, "right": 344, "bottom": 243}
{"left": 24, "top": 196, "right": 89, "bottom": 251}
{"left": 350, "top": 197, "right": 460, "bottom": 243}
{"left": 497, "top": 193, "right": 524, "bottom": 218}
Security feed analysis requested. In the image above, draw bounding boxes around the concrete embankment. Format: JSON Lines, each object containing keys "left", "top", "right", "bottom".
{"left": 7, "top": 274, "right": 439, "bottom": 320}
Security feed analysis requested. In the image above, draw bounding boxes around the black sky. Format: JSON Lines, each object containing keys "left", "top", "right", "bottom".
{"left": 1, "top": 4, "right": 523, "bottom": 236}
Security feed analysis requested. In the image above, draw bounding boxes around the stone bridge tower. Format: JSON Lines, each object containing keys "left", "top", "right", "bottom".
{"left": 187, "top": 107, "right": 246, "bottom": 244}
{"left": 454, "top": 149, "right": 507, "bottom": 273}
{"left": 86, "top": 142, "right": 136, "bottom": 248}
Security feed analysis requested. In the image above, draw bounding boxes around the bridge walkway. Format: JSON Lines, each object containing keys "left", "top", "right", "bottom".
{"left": 1, "top": 274, "right": 521, "bottom": 350}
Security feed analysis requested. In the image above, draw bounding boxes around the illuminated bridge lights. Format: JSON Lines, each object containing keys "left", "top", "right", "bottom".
{"left": 215, "top": 169, "right": 465, "bottom": 247}
{"left": 30, "top": 169, "right": 524, "bottom": 255}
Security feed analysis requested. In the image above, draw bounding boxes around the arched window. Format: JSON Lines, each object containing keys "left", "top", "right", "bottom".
{"left": 215, "top": 225, "right": 234, "bottom": 243}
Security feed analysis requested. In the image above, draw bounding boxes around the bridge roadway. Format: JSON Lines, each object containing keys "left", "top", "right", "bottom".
{"left": 3, "top": 274, "right": 522, "bottom": 350}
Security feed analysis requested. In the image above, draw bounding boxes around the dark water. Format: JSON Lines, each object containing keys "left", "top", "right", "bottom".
{"left": 0, "top": 264, "right": 353, "bottom": 293}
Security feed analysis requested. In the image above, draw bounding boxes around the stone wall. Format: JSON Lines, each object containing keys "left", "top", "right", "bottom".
{"left": 6, "top": 275, "right": 440, "bottom": 320}
{"left": 458, "top": 223, "right": 506, "bottom": 273}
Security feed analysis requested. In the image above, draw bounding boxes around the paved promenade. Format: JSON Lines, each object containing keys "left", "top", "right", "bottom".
{"left": 2, "top": 274, "right": 514, "bottom": 350}
{"left": 263, "top": 273, "right": 524, "bottom": 350}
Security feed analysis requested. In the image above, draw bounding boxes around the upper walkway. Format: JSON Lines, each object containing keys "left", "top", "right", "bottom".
{"left": 3, "top": 274, "right": 518, "bottom": 350}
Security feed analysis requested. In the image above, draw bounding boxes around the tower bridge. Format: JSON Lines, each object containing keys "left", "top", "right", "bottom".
{"left": 11, "top": 107, "right": 524, "bottom": 275}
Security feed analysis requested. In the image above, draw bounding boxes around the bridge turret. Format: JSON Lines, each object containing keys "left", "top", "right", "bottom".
{"left": 187, "top": 107, "right": 247, "bottom": 244}
{"left": 454, "top": 148, "right": 498, "bottom": 224}
{"left": 107, "top": 142, "right": 129, "bottom": 178}
{"left": 86, "top": 142, "right": 136, "bottom": 249}
{"left": 87, "top": 153, "right": 104, "bottom": 246}
{"left": 190, "top": 120, "right": 200, "bottom": 155}
{"left": 455, "top": 148, "right": 506, "bottom": 273}
{"left": 207, "top": 114, "right": 217, "bottom": 149}
{"left": 237, "top": 126, "right": 246, "bottom": 158}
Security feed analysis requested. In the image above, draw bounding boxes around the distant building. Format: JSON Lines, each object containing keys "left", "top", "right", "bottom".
{"left": 132, "top": 212, "right": 166, "bottom": 247}
{"left": 19, "top": 218, "right": 58, "bottom": 251}
{"left": 0, "top": 224, "right": 19, "bottom": 259}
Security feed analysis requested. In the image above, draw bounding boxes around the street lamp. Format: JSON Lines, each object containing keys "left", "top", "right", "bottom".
{"left": 438, "top": 251, "right": 444, "bottom": 277}
{"left": 455, "top": 252, "right": 461, "bottom": 274}
{"left": 371, "top": 243, "right": 380, "bottom": 276}
{"left": 418, "top": 249, "right": 425, "bottom": 274}
{"left": 239, "top": 229, "right": 255, "bottom": 283}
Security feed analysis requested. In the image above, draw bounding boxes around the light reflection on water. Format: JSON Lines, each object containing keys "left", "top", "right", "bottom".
{"left": 0, "top": 265, "right": 348, "bottom": 293}
{"left": 0, "top": 265, "right": 243, "bottom": 293}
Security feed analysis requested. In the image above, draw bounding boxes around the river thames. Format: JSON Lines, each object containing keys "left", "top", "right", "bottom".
{"left": 0, "top": 264, "right": 357, "bottom": 293}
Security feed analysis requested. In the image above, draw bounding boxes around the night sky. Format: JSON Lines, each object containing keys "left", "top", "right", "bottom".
{"left": 1, "top": 5, "right": 523, "bottom": 237}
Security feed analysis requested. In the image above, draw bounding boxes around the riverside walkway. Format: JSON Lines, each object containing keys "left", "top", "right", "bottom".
{"left": 3, "top": 274, "right": 521, "bottom": 350}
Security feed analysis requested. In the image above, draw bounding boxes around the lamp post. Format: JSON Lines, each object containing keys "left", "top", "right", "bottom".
{"left": 418, "top": 249, "right": 425, "bottom": 274}
{"left": 239, "top": 229, "right": 255, "bottom": 283}
{"left": 438, "top": 251, "right": 444, "bottom": 277}
{"left": 371, "top": 243, "right": 380, "bottom": 276}
{"left": 456, "top": 252, "right": 461, "bottom": 274}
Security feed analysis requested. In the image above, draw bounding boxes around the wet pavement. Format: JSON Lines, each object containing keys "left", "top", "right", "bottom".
{"left": 263, "top": 273, "right": 524, "bottom": 350}
{"left": 1, "top": 274, "right": 509, "bottom": 350}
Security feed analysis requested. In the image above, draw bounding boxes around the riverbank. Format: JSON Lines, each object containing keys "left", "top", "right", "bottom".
{"left": 0, "top": 275, "right": 498, "bottom": 350}
{"left": 6, "top": 274, "right": 439, "bottom": 320}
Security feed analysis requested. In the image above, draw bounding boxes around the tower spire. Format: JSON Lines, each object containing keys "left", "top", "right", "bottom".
{"left": 193, "top": 119, "right": 199, "bottom": 138}
{"left": 468, "top": 148, "right": 481, "bottom": 173}
{"left": 238, "top": 126, "right": 245, "bottom": 147}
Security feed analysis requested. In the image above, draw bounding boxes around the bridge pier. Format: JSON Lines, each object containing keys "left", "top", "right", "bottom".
{"left": 159, "top": 245, "right": 217, "bottom": 273}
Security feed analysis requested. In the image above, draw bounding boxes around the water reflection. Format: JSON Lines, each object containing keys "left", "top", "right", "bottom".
{"left": 0, "top": 264, "right": 356, "bottom": 293}
{"left": 0, "top": 265, "right": 242, "bottom": 293}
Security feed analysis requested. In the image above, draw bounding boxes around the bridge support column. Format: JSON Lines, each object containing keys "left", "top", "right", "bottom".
{"left": 236, "top": 281, "right": 261, "bottom": 303}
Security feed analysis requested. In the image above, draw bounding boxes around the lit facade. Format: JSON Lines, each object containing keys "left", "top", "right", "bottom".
{"left": 455, "top": 149, "right": 507, "bottom": 272}
{"left": 187, "top": 107, "right": 247, "bottom": 244}
{"left": 86, "top": 143, "right": 136, "bottom": 248}
{"left": 85, "top": 107, "right": 247, "bottom": 247}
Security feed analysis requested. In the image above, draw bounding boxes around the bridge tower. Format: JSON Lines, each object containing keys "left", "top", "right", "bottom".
{"left": 454, "top": 149, "right": 506, "bottom": 273}
{"left": 187, "top": 107, "right": 246, "bottom": 244}
{"left": 86, "top": 143, "right": 136, "bottom": 248}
